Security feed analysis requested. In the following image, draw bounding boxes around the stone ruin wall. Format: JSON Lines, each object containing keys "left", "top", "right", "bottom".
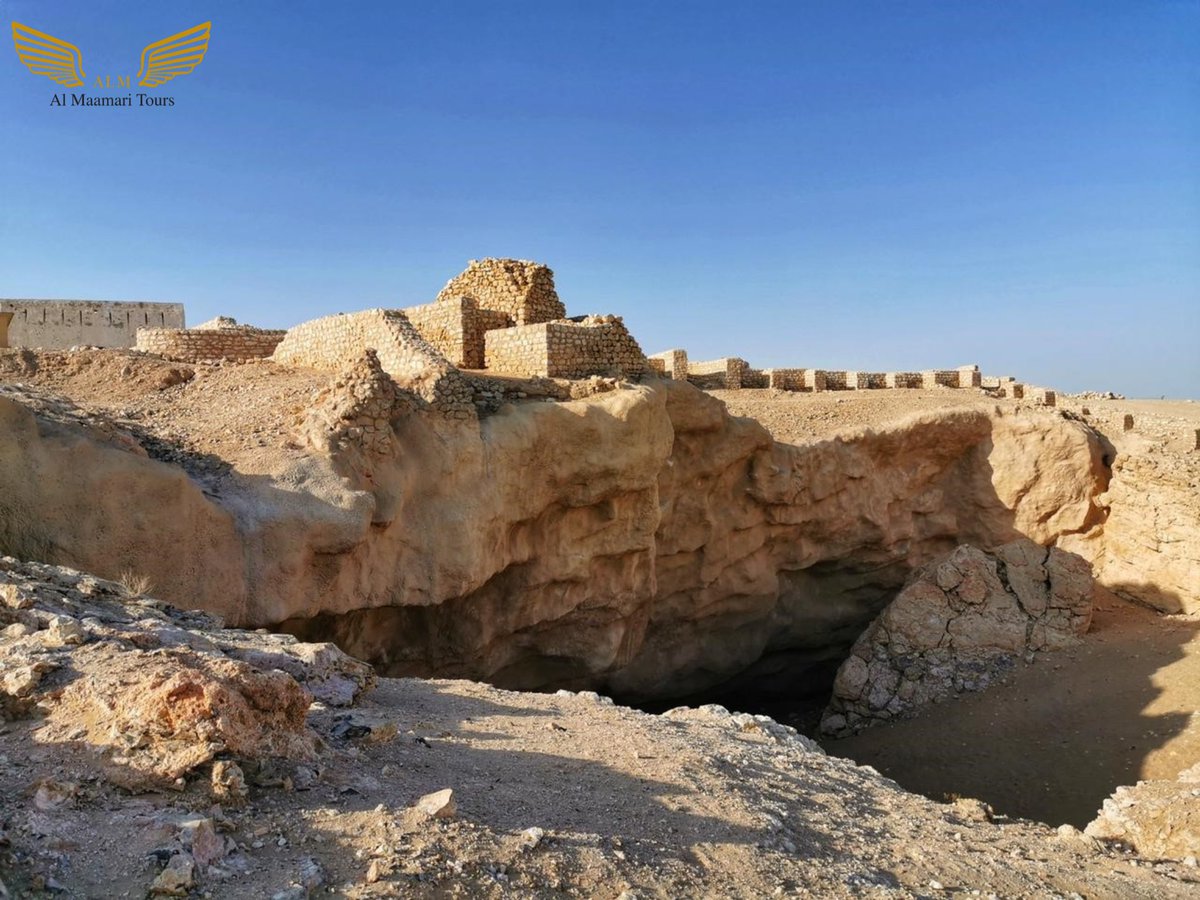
{"left": 0, "top": 300, "right": 185, "bottom": 350}
{"left": 843, "top": 371, "right": 888, "bottom": 390}
{"left": 401, "top": 296, "right": 511, "bottom": 370}
{"left": 435, "top": 258, "right": 565, "bottom": 326}
{"left": 484, "top": 316, "right": 647, "bottom": 379}
{"left": 886, "top": 372, "right": 923, "bottom": 388}
{"left": 135, "top": 324, "right": 285, "bottom": 363}
{"left": 660, "top": 355, "right": 1058, "bottom": 403}
{"left": 686, "top": 357, "right": 750, "bottom": 389}
{"left": 921, "top": 366, "right": 982, "bottom": 389}
{"left": 762, "top": 368, "right": 810, "bottom": 391}
{"left": 822, "top": 370, "right": 849, "bottom": 391}
{"left": 270, "top": 308, "right": 474, "bottom": 418}
{"left": 647, "top": 349, "right": 689, "bottom": 381}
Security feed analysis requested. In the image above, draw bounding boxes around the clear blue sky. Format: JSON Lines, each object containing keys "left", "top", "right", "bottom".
{"left": 2, "top": 1, "right": 1197, "bottom": 397}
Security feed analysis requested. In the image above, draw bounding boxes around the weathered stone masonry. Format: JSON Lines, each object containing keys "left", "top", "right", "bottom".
{"left": 647, "top": 349, "right": 689, "bottom": 381}
{"left": 401, "top": 295, "right": 509, "bottom": 370}
{"left": 135, "top": 320, "right": 285, "bottom": 363}
{"left": 687, "top": 357, "right": 750, "bottom": 389}
{"left": 270, "top": 308, "right": 474, "bottom": 418}
{"left": 0, "top": 300, "right": 184, "bottom": 349}
{"left": 435, "top": 258, "right": 565, "bottom": 326}
{"left": 484, "top": 316, "right": 647, "bottom": 379}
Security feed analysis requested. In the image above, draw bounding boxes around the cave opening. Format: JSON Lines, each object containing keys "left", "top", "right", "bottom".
{"left": 629, "top": 657, "right": 844, "bottom": 736}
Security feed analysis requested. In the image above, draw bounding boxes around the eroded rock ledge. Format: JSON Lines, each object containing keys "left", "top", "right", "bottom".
{"left": 0, "top": 377, "right": 1108, "bottom": 702}
{"left": 1, "top": 558, "right": 1196, "bottom": 897}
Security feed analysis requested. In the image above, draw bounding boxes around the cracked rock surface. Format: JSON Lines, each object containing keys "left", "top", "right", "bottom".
{"left": 0, "top": 557, "right": 374, "bottom": 790}
{"left": 1086, "top": 762, "right": 1200, "bottom": 861}
{"left": 821, "top": 538, "right": 1094, "bottom": 736}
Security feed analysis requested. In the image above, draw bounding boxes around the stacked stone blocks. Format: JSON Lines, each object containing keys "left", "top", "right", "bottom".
{"left": 135, "top": 322, "right": 285, "bottom": 363}
{"left": 484, "top": 316, "right": 647, "bottom": 379}
{"left": 686, "top": 357, "right": 750, "bottom": 390}
{"left": 401, "top": 295, "right": 512, "bottom": 370}
{"left": 647, "top": 349, "right": 689, "bottom": 381}
{"left": 270, "top": 308, "right": 474, "bottom": 418}
{"left": 435, "top": 258, "right": 564, "bottom": 326}
{"left": 885, "top": 372, "right": 923, "bottom": 388}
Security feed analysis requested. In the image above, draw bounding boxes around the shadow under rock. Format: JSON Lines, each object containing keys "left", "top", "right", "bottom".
{"left": 824, "top": 586, "right": 1199, "bottom": 827}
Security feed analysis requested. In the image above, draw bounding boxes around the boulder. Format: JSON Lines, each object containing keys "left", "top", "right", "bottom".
{"left": 1086, "top": 763, "right": 1200, "bottom": 860}
{"left": 821, "top": 538, "right": 1094, "bottom": 735}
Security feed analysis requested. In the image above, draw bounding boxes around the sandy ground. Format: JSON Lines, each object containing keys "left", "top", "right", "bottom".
{"left": 5, "top": 674, "right": 1199, "bottom": 898}
{"left": 712, "top": 386, "right": 1200, "bottom": 451}
{"left": 825, "top": 591, "right": 1200, "bottom": 827}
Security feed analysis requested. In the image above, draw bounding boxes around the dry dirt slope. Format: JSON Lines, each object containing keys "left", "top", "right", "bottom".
{"left": 2, "top": 558, "right": 1199, "bottom": 898}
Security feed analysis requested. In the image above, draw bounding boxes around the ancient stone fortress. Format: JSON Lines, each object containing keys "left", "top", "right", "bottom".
{"left": 268, "top": 259, "right": 648, "bottom": 390}
{"left": 3, "top": 260, "right": 1051, "bottom": 406}
{"left": 649, "top": 348, "right": 1056, "bottom": 405}
{"left": 0, "top": 299, "right": 184, "bottom": 349}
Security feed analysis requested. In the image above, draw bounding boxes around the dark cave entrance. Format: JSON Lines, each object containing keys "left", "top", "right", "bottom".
{"left": 628, "top": 656, "right": 845, "bottom": 737}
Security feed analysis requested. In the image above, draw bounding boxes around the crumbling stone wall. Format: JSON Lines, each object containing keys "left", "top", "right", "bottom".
{"left": 763, "top": 368, "right": 806, "bottom": 391}
{"left": 742, "top": 368, "right": 768, "bottom": 388}
{"left": 0, "top": 300, "right": 185, "bottom": 350}
{"left": 135, "top": 321, "right": 285, "bottom": 363}
{"left": 401, "top": 296, "right": 512, "bottom": 370}
{"left": 823, "top": 370, "right": 849, "bottom": 390}
{"left": 922, "top": 366, "right": 981, "bottom": 389}
{"left": 1029, "top": 387, "right": 1057, "bottom": 407}
{"left": 647, "top": 349, "right": 689, "bottom": 381}
{"left": 298, "top": 349, "right": 418, "bottom": 456}
{"left": 484, "top": 316, "right": 647, "bottom": 379}
{"left": 271, "top": 308, "right": 474, "bottom": 418}
{"left": 436, "top": 259, "right": 565, "bottom": 326}
{"left": 885, "top": 372, "right": 923, "bottom": 388}
{"left": 842, "top": 371, "right": 887, "bottom": 390}
{"left": 686, "top": 357, "right": 750, "bottom": 389}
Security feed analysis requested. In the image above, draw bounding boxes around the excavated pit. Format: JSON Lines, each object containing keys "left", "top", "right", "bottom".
{"left": 2, "top": 351, "right": 1197, "bottom": 838}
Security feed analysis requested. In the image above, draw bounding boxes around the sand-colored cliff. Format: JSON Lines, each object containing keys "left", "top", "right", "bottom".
{"left": 0, "top": 369, "right": 1109, "bottom": 702}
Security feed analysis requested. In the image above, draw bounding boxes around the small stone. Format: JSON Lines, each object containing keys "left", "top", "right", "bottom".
{"left": 415, "top": 788, "right": 456, "bottom": 819}
{"left": 298, "top": 857, "right": 325, "bottom": 891}
{"left": 929, "top": 880, "right": 945, "bottom": 891}
{"left": 0, "top": 584, "right": 33, "bottom": 610}
{"left": 521, "top": 826, "right": 545, "bottom": 850}
{"left": 365, "top": 860, "right": 383, "bottom": 883}
{"left": 32, "top": 779, "right": 76, "bottom": 811}
{"left": 211, "top": 760, "right": 248, "bottom": 805}
{"left": 150, "top": 853, "right": 195, "bottom": 895}
{"left": 179, "top": 817, "right": 225, "bottom": 868}
{"left": 44, "top": 614, "right": 87, "bottom": 646}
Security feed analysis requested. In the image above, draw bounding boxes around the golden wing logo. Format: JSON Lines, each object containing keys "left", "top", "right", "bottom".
{"left": 12, "top": 22, "right": 86, "bottom": 87}
{"left": 11, "top": 20, "right": 211, "bottom": 93}
{"left": 137, "top": 22, "right": 211, "bottom": 88}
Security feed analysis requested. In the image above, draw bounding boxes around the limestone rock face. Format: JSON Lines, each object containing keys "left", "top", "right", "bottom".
{"left": 1086, "top": 763, "right": 1200, "bottom": 860}
{"left": 0, "top": 380, "right": 1110, "bottom": 702}
{"left": 820, "top": 539, "right": 1094, "bottom": 736}
{"left": 1062, "top": 435, "right": 1200, "bottom": 614}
